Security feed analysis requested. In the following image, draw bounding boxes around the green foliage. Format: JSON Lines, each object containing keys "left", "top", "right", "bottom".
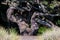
{"left": 38, "top": 26, "right": 51, "bottom": 35}
{"left": 9, "top": 27, "right": 18, "bottom": 35}
{"left": 57, "top": 20, "right": 60, "bottom": 26}
{"left": 42, "top": 1, "right": 48, "bottom": 5}
{"left": 57, "top": 20, "right": 60, "bottom": 24}
{"left": 49, "top": 4, "right": 55, "bottom": 9}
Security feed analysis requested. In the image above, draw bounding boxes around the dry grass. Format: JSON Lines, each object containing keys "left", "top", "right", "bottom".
{"left": 0, "top": 26, "right": 60, "bottom": 40}
{"left": 0, "top": 26, "right": 19, "bottom": 40}
{"left": 42, "top": 27, "right": 60, "bottom": 40}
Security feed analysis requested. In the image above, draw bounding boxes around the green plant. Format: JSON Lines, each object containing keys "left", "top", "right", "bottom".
{"left": 56, "top": 20, "right": 60, "bottom": 26}
{"left": 9, "top": 27, "right": 18, "bottom": 35}
{"left": 38, "top": 26, "right": 51, "bottom": 35}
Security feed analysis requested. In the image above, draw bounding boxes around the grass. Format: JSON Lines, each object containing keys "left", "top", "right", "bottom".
{"left": 42, "top": 27, "right": 60, "bottom": 40}
{"left": 38, "top": 26, "right": 52, "bottom": 35}
{"left": 0, "top": 26, "right": 19, "bottom": 40}
{"left": 0, "top": 26, "right": 60, "bottom": 40}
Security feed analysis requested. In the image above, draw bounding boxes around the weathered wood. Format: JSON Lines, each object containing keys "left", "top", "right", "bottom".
{"left": 39, "top": 13, "right": 60, "bottom": 16}
{"left": 31, "top": 12, "right": 55, "bottom": 28}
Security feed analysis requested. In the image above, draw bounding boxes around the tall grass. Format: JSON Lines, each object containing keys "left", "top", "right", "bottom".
{"left": 0, "top": 26, "right": 19, "bottom": 40}
{"left": 0, "top": 26, "right": 60, "bottom": 40}
{"left": 42, "top": 27, "right": 60, "bottom": 40}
